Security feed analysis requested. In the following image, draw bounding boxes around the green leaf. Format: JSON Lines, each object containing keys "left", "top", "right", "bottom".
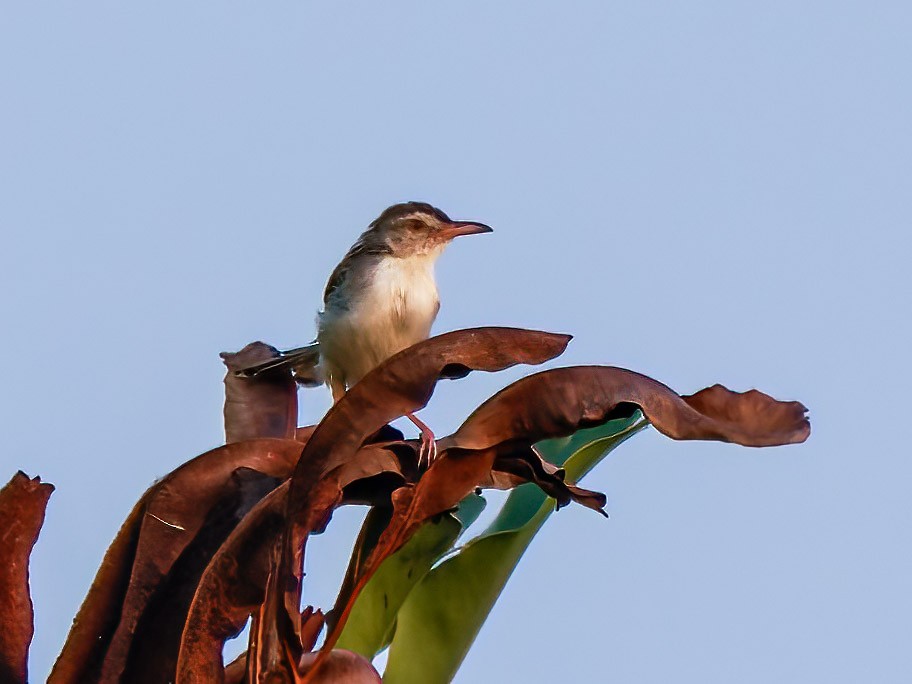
{"left": 382, "top": 414, "right": 648, "bottom": 684}
{"left": 452, "top": 492, "right": 487, "bottom": 530}
{"left": 335, "top": 495, "right": 486, "bottom": 657}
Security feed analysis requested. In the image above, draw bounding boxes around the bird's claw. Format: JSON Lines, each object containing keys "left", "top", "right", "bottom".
{"left": 407, "top": 412, "right": 437, "bottom": 470}
{"left": 418, "top": 433, "right": 438, "bottom": 469}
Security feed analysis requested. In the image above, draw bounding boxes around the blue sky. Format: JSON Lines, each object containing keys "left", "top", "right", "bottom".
{"left": 1, "top": 2, "right": 909, "bottom": 682}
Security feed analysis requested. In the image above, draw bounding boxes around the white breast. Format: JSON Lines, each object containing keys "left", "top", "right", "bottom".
{"left": 368, "top": 253, "right": 440, "bottom": 331}
{"left": 318, "top": 252, "right": 442, "bottom": 388}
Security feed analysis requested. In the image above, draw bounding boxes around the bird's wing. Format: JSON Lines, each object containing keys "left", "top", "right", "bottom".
{"left": 323, "top": 239, "right": 392, "bottom": 304}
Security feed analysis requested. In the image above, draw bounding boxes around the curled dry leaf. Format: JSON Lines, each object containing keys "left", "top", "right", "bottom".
{"left": 447, "top": 366, "right": 810, "bottom": 451}
{"left": 679, "top": 383, "right": 810, "bottom": 446}
{"left": 50, "top": 438, "right": 305, "bottom": 684}
{"left": 177, "top": 483, "right": 291, "bottom": 683}
{"left": 483, "top": 444, "right": 608, "bottom": 514}
{"left": 0, "top": 471, "right": 54, "bottom": 684}
{"left": 221, "top": 342, "right": 298, "bottom": 444}
{"left": 177, "top": 441, "right": 417, "bottom": 683}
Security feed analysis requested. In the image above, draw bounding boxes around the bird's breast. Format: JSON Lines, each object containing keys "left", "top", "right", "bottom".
{"left": 363, "top": 255, "right": 440, "bottom": 334}
{"left": 318, "top": 254, "right": 441, "bottom": 384}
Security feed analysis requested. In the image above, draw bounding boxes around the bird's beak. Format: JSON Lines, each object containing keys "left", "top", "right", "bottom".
{"left": 439, "top": 220, "right": 494, "bottom": 240}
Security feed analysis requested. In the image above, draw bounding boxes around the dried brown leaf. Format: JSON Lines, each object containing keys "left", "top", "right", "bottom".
{"left": 482, "top": 445, "right": 608, "bottom": 513}
{"left": 0, "top": 472, "right": 54, "bottom": 684}
{"left": 177, "top": 440, "right": 410, "bottom": 683}
{"left": 177, "top": 483, "right": 292, "bottom": 683}
{"left": 447, "top": 366, "right": 809, "bottom": 450}
{"left": 50, "top": 438, "right": 305, "bottom": 684}
{"left": 221, "top": 342, "right": 298, "bottom": 443}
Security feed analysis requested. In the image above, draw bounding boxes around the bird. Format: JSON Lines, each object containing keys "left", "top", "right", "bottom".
{"left": 232, "top": 201, "right": 493, "bottom": 463}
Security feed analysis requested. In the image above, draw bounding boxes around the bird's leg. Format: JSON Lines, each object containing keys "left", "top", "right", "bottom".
{"left": 407, "top": 412, "right": 437, "bottom": 468}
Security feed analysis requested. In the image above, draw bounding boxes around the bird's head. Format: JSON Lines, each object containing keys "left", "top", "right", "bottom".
{"left": 367, "top": 202, "right": 493, "bottom": 258}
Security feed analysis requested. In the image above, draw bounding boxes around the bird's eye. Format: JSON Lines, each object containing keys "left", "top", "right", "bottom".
{"left": 406, "top": 219, "right": 424, "bottom": 232}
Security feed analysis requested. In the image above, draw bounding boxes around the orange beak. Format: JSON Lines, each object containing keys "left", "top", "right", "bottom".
{"left": 439, "top": 220, "right": 494, "bottom": 240}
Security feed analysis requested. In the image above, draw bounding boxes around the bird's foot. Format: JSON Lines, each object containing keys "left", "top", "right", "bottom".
{"left": 419, "top": 434, "right": 438, "bottom": 469}
{"left": 407, "top": 412, "right": 437, "bottom": 469}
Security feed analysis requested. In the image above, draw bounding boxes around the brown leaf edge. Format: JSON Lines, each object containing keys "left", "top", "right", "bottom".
{"left": 447, "top": 366, "right": 810, "bottom": 451}
{"left": 176, "top": 483, "right": 291, "bottom": 683}
{"left": 49, "top": 438, "right": 305, "bottom": 684}
{"left": 0, "top": 471, "right": 54, "bottom": 684}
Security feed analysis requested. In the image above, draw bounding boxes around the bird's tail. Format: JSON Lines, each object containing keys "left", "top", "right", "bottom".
{"left": 225, "top": 343, "right": 323, "bottom": 386}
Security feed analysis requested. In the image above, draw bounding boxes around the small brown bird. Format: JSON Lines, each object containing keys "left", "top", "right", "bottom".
{"left": 235, "top": 201, "right": 493, "bottom": 462}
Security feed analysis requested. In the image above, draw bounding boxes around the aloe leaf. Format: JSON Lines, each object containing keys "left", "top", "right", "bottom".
{"left": 381, "top": 415, "right": 647, "bottom": 683}
{"left": 335, "top": 495, "right": 486, "bottom": 657}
